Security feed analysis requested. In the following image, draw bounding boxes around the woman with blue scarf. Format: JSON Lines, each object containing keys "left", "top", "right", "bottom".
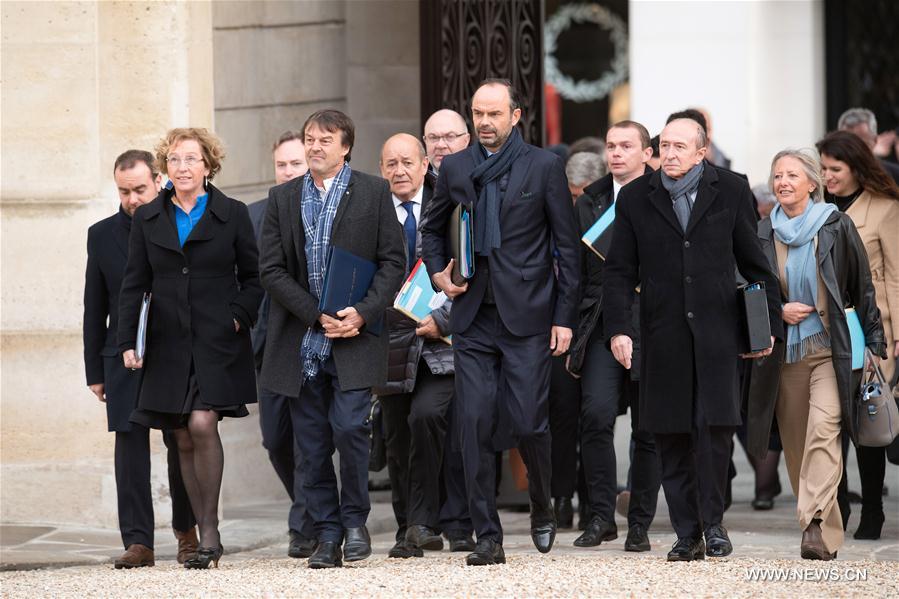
{"left": 747, "top": 148, "right": 885, "bottom": 561}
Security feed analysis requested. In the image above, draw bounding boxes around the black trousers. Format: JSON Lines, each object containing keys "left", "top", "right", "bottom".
{"left": 580, "top": 334, "right": 660, "bottom": 527}
{"left": 381, "top": 360, "right": 470, "bottom": 540}
{"left": 549, "top": 355, "right": 580, "bottom": 499}
{"left": 453, "top": 305, "right": 553, "bottom": 543}
{"left": 258, "top": 386, "right": 314, "bottom": 538}
{"left": 114, "top": 424, "right": 195, "bottom": 549}
{"left": 654, "top": 395, "right": 734, "bottom": 539}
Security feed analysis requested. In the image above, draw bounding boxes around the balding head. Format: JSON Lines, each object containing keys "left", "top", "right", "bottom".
{"left": 659, "top": 119, "right": 708, "bottom": 179}
{"left": 380, "top": 133, "right": 429, "bottom": 201}
{"left": 423, "top": 109, "right": 470, "bottom": 170}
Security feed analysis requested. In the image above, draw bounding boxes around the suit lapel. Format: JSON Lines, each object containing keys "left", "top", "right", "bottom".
{"left": 684, "top": 166, "right": 719, "bottom": 236}
{"left": 331, "top": 176, "right": 354, "bottom": 233}
{"left": 647, "top": 172, "right": 684, "bottom": 235}
{"left": 500, "top": 145, "right": 533, "bottom": 220}
{"left": 113, "top": 210, "right": 131, "bottom": 258}
{"left": 287, "top": 178, "right": 305, "bottom": 264}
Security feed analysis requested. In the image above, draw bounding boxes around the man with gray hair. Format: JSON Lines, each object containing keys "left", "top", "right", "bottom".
{"left": 838, "top": 107, "right": 899, "bottom": 184}
{"left": 565, "top": 152, "right": 605, "bottom": 200}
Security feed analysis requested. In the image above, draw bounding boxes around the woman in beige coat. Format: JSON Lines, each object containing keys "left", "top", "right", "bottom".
{"left": 818, "top": 130, "right": 899, "bottom": 541}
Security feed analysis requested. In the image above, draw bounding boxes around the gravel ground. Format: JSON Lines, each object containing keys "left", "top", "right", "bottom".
{"left": 3, "top": 553, "right": 897, "bottom": 598}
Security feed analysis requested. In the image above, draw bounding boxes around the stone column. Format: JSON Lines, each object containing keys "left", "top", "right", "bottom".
{"left": 1, "top": 0, "right": 213, "bottom": 528}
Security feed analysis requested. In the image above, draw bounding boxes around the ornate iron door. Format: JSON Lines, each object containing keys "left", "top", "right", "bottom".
{"left": 421, "top": 0, "right": 545, "bottom": 145}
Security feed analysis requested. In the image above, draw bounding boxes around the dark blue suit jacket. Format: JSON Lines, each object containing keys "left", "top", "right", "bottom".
{"left": 420, "top": 143, "right": 580, "bottom": 336}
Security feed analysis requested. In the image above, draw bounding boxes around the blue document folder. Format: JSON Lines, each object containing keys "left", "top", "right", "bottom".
{"left": 581, "top": 202, "right": 616, "bottom": 260}
{"left": 846, "top": 307, "right": 865, "bottom": 370}
{"left": 394, "top": 259, "right": 451, "bottom": 344}
{"left": 319, "top": 245, "right": 381, "bottom": 334}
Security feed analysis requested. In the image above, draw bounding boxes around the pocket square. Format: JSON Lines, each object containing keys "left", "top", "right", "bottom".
{"left": 520, "top": 191, "right": 534, "bottom": 198}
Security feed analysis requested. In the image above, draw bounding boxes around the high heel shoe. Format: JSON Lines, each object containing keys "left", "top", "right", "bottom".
{"left": 184, "top": 544, "right": 224, "bottom": 569}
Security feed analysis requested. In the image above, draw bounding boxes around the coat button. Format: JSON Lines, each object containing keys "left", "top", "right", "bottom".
{"left": 819, "top": 310, "right": 825, "bottom": 316}
{"left": 182, "top": 267, "right": 189, "bottom": 275}
{"left": 684, "top": 241, "right": 691, "bottom": 248}
{"left": 687, "top": 311, "right": 694, "bottom": 319}
{"left": 685, "top": 276, "right": 693, "bottom": 283}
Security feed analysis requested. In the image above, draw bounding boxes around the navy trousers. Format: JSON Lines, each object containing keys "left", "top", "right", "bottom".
{"left": 453, "top": 305, "right": 554, "bottom": 543}
{"left": 114, "top": 425, "right": 195, "bottom": 549}
{"left": 294, "top": 356, "right": 372, "bottom": 543}
{"left": 257, "top": 386, "right": 315, "bottom": 538}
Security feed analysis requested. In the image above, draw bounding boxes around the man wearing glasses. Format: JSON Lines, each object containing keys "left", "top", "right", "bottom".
{"left": 422, "top": 109, "right": 471, "bottom": 185}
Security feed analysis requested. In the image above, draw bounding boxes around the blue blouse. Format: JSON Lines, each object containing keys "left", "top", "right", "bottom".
{"left": 172, "top": 193, "right": 208, "bottom": 247}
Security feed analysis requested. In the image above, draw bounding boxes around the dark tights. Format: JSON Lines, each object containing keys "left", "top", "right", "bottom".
{"left": 173, "top": 410, "right": 224, "bottom": 549}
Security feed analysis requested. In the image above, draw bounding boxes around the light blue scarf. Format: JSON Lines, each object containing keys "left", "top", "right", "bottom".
{"left": 770, "top": 200, "right": 836, "bottom": 363}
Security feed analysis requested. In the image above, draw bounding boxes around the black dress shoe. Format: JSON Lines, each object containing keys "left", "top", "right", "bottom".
{"left": 406, "top": 525, "right": 444, "bottom": 551}
{"left": 445, "top": 530, "right": 476, "bottom": 552}
{"left": 666, "top": 537, "right": 705, "bottom": 562}
{"left": 573, "top": 516, "right": 617, "bottom": 548}
{"left": 704, "top": 524, "right": 733, "bottom": 557}
{"left": 553, "top": 497, "right": 574, "bottom": 529}
{"left": 624, "top": 524, "right": 651, "bottom": 552}
{"left": 308, "top": 541, "right": 342, "bottom": 568}
{"left": 388, "top": 540, "right": 423, "bottom": 559}
{"left": 288, "top": 531, "right": 316, "bottom": 559}
{"left": 531, "top": 521, "right": 557, "bottom": 553}
{"left": 465, "top": 538, "right": 505, "bottom": 566}
{"left": 343, "top": 526, "right": 371, "bottom": 562}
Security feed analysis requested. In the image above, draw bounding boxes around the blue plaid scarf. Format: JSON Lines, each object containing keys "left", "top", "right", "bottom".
{"left": 300, "top": 162, "right": 352, "bottom": 379}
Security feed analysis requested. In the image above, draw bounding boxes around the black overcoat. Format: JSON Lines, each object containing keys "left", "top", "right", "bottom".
{"left": 258, "top": 170, "right": 406, "bottom": 396}
{"left": 83, "top": 208, "right": 142, "bottom": 431}
{"left": 117, "top": 183, "right": 263, "bottom": 412}
{"left": 603, "top": 167, "right": 783, "bottom": 434}
{"left": 746, "top": 212, "right": 884, "bottom": 458}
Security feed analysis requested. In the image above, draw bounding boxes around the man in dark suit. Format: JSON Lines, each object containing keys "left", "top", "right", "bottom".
{"left": 569, "top": 121, "right": 661, "bottom": 552}
{"left": 375, "top": 133, "right": 474, "bottom": 559}
{"left": 420, "top": 79, "right": 581, "bottom": 565}
{"left": 259, "top": 109, "right": 406, "bottom": 568}
{"left": 247, "top": 131, "right": 315, "bottom": 559}
{"left": 83, "top": 150, "right": 196, "bottom": 568}
{"left": 602, "top": 118, "right": 782, "bottom": 562}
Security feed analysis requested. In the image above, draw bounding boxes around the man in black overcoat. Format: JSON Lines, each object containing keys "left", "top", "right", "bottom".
{"left": 83, "top": 150, "right": 196, "bottom": 568}
{"left": 420, "top": 80, "right": 581, "bottom": 565}
{"left": 602, "top": 118, "right": 782, "bottom": 561}
{"left": 258, "top": 110, "right": 406, "bottom": 568}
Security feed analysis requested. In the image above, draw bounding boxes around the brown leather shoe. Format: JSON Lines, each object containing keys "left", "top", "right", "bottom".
{"left": 174, "top": 527, "right": 199, "bottom": 564}
{"left": 114, "top": 544, "right": 155, "bottom": 569}
{"left": 800, "top": 520, "right": 835, "bottom": 561}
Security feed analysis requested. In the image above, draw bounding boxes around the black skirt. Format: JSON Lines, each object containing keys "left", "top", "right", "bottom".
{"left": 130, "top": 361, "right": 249, "bottom": 430}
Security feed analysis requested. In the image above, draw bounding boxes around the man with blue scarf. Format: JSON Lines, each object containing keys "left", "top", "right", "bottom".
{"left": 420, "top": 79, "right": 581, "bottom": 565}
{"left": 603, "top": 118, "right": 783, "bottom": 562}
{"left": 259, "top": 110, "right": 406, "bottom": 569}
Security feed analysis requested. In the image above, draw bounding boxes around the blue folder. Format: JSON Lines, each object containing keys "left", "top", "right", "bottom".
{"left": 845, "top": 307, "right": 864, "bottom": 370}
{"left": 581, "top": 202, "right": 616, "bottom": 259}
{"left": 319, "top": 245, "right": 381, "bottom": 334}
{"left": 394, "top": 258, "right": 451, "bottom": 344}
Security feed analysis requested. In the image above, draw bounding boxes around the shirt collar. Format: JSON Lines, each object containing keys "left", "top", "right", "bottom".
{"left": 392, "top": 185, "right": 423, "bottom": 208}
{"left": 317, "top": 176, "right": 335, "bottom": 194}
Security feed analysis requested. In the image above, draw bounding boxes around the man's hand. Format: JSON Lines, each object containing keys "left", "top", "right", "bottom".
{"left": 122, "top": 349, "right": 143, "bottom": 370}
{"left": 89, "top": 383, "right": 105, "bottom": 403}
{"left": 610, "top": 334, "right": 633, "bottom": 369}
{"left": 416, "top": 315, "right": 442, "bottom": 339}
{"left": 550, "top": 326, "right": 573, "bottom": 357}
{"left": 321, "top": 307, "right": 366, "bottom": 339}
{"left": 740, "top": 336, "right": 775, "bottom": 359}
{"left": 431, "top": 259, "right": 468, "bottom": 299}
{"left": 783, "top": 302, "right": 814, "bottom": 325}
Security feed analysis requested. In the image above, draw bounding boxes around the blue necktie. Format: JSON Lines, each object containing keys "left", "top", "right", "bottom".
{"left": 401, "top": 202, "right": 417, "bottom": 270}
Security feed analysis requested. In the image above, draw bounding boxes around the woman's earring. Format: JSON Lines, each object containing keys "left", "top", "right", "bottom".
{"left": 204, "top": 176, "right": 208, "bottom": 190}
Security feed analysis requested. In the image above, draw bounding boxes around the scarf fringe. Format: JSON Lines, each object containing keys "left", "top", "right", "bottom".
{"left": 785, "top": 329, "right": 831, "bottom": 364}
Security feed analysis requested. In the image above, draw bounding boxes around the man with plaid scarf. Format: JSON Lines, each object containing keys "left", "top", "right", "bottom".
{"left": 259, "top": 109, "right": 406, "bottom": 569}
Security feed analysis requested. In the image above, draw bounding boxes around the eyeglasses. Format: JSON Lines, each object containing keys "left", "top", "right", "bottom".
{"left": 166, "top": 155, "right": 204, "bottom": 168}
{"left": 423, "top": 132, "right": 468, "bottom": 145}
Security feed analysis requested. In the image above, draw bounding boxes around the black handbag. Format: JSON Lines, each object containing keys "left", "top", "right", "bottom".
{"left": 857, "top": 351, "right": 899, "bottom": 448}
{"left": 367, "top": 397, "right": 387, "bottom": 472}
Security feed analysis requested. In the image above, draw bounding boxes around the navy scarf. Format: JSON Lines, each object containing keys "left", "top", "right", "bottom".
{"left": 470, "top": 127, "right": 525, "bottom": 255}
